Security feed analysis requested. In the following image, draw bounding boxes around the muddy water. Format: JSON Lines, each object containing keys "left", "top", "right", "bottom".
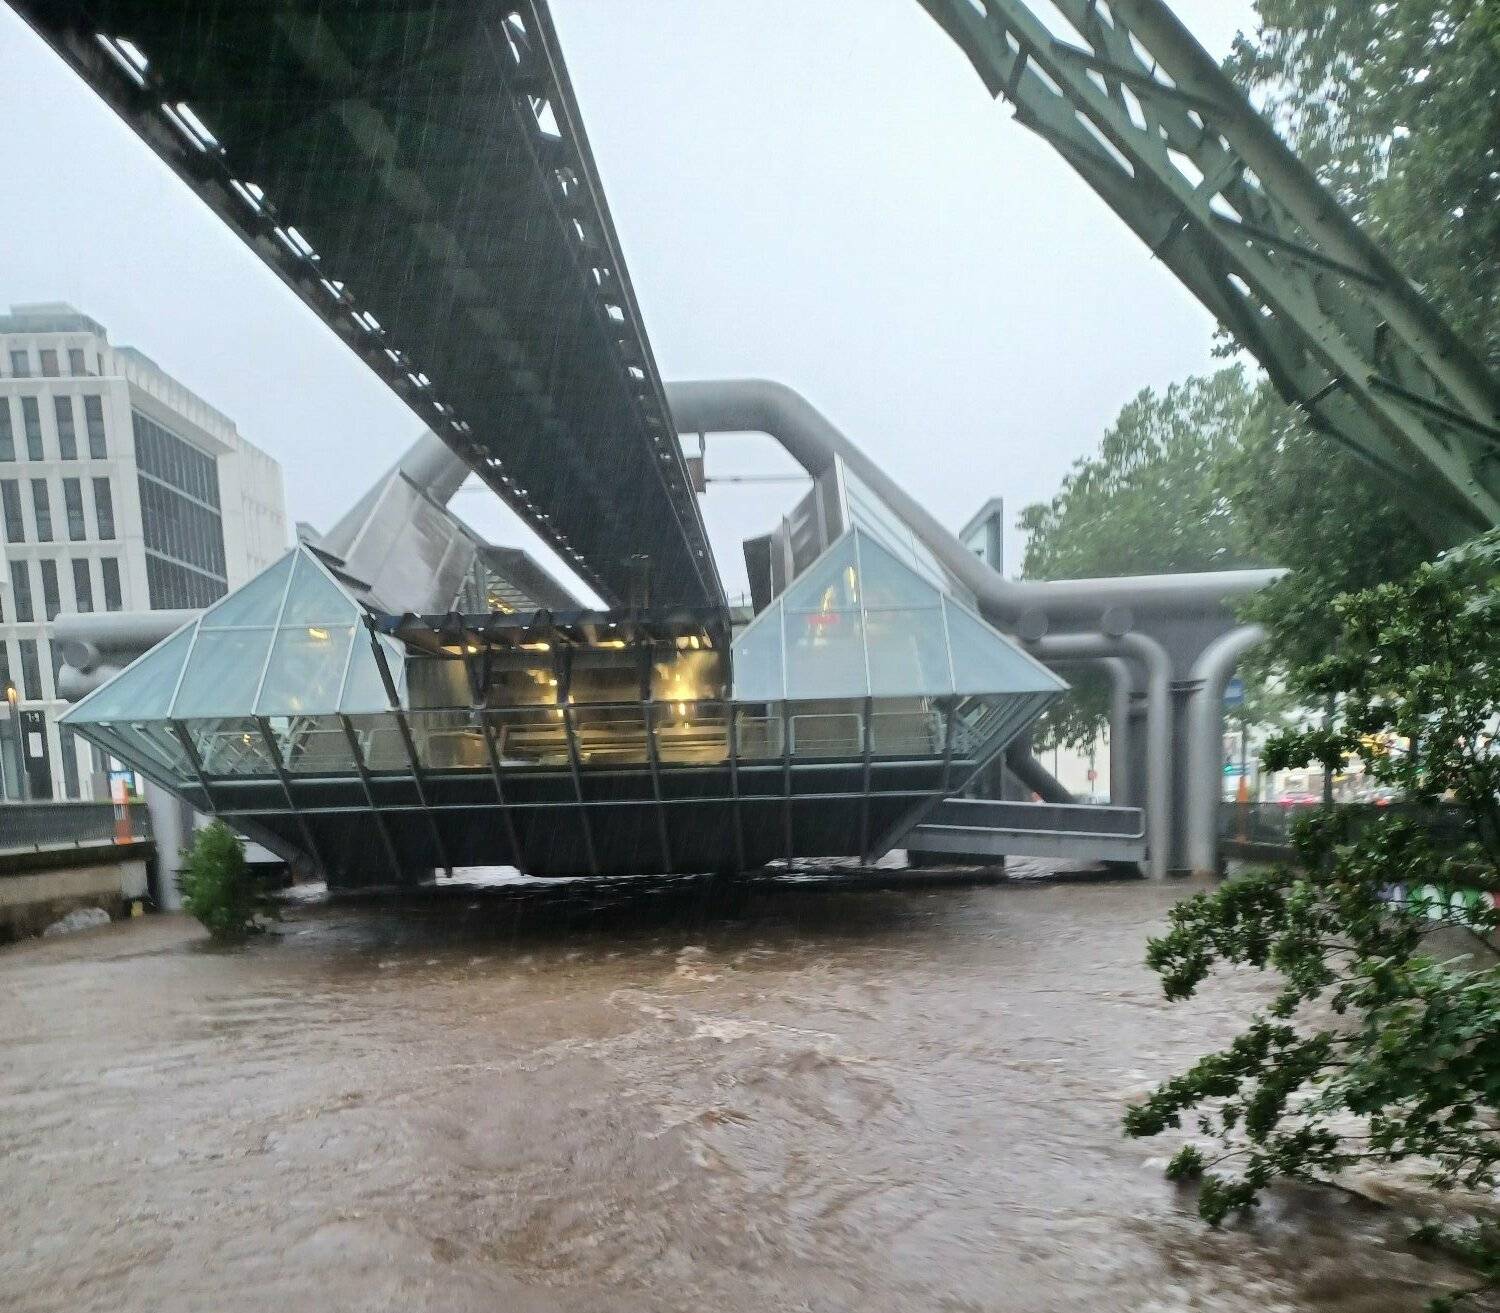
{"left": 0, "top": 868, "right": 1484, "bottom": 1312}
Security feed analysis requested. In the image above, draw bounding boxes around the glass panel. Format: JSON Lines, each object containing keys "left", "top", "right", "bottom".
{"left": 570, "top": 649, "right": 642, "bottom": 704}
{"left": 943, "top": 598, "right": 1063, "bottom": 694}
{"left": 345, "top": 713, "right": 409, "bottom": 772}
{"left": 406, "top": 653, "right": 470, "bottom": 708}
{"left": 842, "top": 468, "right": 949, "bottom": 590}
{"left": 652, "top": 701, "right": 729, "bottom": 764}
{"left": 733, "top": 706, "right": 784, "bottom": 760}
{"left": 864, "top": 607, "right": 952, "bottom": 696}
{"left": 869, "top": 701, "right": 944, "bottom": 756}
{"left": 172, "top": 628, "right": 273, "bottom": 718}
{"left": 271, "top": 714, "right": 359, "bottom": 774}
{"left": 489, "top": 706, "right": 569, "bottom": 766}
{"left": 650, "top": 647, "right": 726, "bottom": 703}
{"left": 280, "top": 551, "right": 357, "bottom": 625}
{"left": 484, "top": 652, "right": 558, "bottom": 708}
{"left": 409, "top": 709, "right": 485, "bottom": 769}
{"left": 788, "top": 707, "right": 864, "bottom": 759}
{"left": 108, "top": 720, "right": 193, "bottom": 779}
{"left": 64, "top": 625, "right": 194, "bottom": 723}
{"left": 783, "top": 607, "right": 867, "bottom": 700}
{"left": 781, "top": 534, "right": 860, "bottom": 613}
{"left": 571, "top": 703, "right": 649, "bottom": 765}
{"left": 256, "top": 625, "right": 354, "bottom": 716}
{"left": 853, "top": 529, "right": 942, "bottom": 609}
{"left": 340, "top": 637, "right": 400, "bottom": 713}
{"left": 730, "top": 600, "right": 785, "bottom": 702}
{"left": 190, "top": 718, "right": 277, "bottom": 777}
{"left": 200, "top": 552, "right": 293, "bottom": 627}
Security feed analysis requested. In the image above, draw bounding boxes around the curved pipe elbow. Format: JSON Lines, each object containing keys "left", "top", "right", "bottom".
{"left": 666, "top": 378, "right": 1283, "bottom": 631}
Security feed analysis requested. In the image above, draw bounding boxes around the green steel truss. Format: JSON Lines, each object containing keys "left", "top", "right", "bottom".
{"left": 920, "top": 0, "right": 1500, "bottom": 534}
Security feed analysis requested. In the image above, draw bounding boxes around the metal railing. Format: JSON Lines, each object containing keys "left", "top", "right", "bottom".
{"left": 1219, "top": 801, "right": 1471, "bottom": 853}
{"left": 0, "top": 800, "right": 152, "bottom": 855}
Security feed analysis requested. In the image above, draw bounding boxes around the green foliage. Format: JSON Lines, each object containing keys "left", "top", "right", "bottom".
{"left": 176, "top": 821, "right": 269, "bottom": 944}
{"left": 1127, "top": 534, "right": 1500, "bottom": 1309}
{"left": 1019, "top": 367, "right": 1264, "bottom": 583}
{"left": 1018, "top": 368, "right": 1267, "bottom": 749}
{"left": 1219, "top": 0, "right": 1496, "bottom": 674}
{"left": 1228, "top": 0, "right": 1500, "bottom": 372}
{"left": 1220, "top": 394, "right": 1437, "bottom": 677}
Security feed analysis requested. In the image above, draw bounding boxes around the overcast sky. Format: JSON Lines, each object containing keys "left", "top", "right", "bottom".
{"left": 0, "top": 1, "right": 1255, "bottom": 602}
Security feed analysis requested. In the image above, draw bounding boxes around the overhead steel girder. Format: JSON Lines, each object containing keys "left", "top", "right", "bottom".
{"left": 919, "top": 0, "right": 1500, "bottom": 535}
{"left": 7, "top": 0, "right": 724, "bottom": 607}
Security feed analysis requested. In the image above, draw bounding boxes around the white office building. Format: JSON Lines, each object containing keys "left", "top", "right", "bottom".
{"left": 0, "top": 303, "right": 287, "bottom": 801}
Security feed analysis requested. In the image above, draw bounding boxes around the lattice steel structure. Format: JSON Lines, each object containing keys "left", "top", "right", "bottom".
{"left": 9, "top": 0, "right": 723, "bottom": 605}
{"left": 921, "top": 0, "right": 1500, "bottom": 535}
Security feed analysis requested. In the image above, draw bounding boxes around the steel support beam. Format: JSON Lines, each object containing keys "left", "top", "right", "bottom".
{"left": 918, "top": 0, "right": 1500, "bottom": 533}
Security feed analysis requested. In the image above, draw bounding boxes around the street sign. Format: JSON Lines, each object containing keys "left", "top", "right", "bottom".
{"left": 1224, "top": 677, "right": 1246, "bottom": 707}
{"left": 1223, "top": 762, "right": 1246, "bottom": 776}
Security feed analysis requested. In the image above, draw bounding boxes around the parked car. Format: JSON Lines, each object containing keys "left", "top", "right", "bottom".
{"left": 1276, "top": 792, "right": 1322, "bottom": 807}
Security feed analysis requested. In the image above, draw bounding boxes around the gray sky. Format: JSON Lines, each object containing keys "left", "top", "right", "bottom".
{"left": 0, "top": 1, "right": 1255, "bottom": 602}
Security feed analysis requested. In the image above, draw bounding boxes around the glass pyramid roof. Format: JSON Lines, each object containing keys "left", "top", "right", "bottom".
{"left": 731, "top": 527, "right": 1067, "bottom": 703}
{"left": 63, "top": 546, "right": 407, "bottom": 727}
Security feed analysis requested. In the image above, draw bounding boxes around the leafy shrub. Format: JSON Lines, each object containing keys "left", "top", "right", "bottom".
{"left": 1126, "top": 531, "right": 1500, "bottom": 1311}
{"left": 176, "top": 822, "right": 268, "bottom": 943}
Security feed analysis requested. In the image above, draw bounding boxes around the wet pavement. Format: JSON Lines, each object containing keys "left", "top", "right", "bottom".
{"left": 0, "top": 865, "right": 1488, "bottom": 1312}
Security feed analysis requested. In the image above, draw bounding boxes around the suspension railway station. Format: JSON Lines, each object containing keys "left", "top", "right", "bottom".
{"left": 11, "top": 0, "right": 1497, "bottom": 891}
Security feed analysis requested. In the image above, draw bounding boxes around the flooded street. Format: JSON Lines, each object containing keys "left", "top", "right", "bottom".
{"left": 0, "top": 869, "right": 1482, "bottom": 1312}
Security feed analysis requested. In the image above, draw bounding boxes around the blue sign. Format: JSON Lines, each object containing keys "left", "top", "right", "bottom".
{"left": 1224, "top": 677, "right": 1246, "bottom": 707}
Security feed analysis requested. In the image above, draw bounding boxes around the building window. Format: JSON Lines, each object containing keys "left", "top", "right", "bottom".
{"left": 133, "top": 410, "right": 227, "bottom": 608}
{"left": 10, "top": 560, "right": 33, "bottom": 622}
{"left": 72, "top": 557, "right": 93, "bottom": 613}
{"left": 1, "top": 479, "right": 22, "bottom": 543}
{"left": 83, "top": 395, "right": 106, "bottom": 459}
{"left": 0, "top": 641, "right": 10, "bottom": 694}
{"left": 9, "top": 349, "right": 29, "bottom": 378}
{"left": 144, "top": 555, "right": 226, "bottom": 609}
{"left": 39, "top": 558, "right": 61, "bottom": 620}
{"left": 68, "top": 348, "right": 86, "bottom": 376}
{"left": 20, "top": 397, "right": 43, "bottom": 460}
{"left": 63, "top": 477, "right": 86, "bottom": 541}
{"left": 0, "top": 399, "right": 13, "bottom": 461}
{"left": 101, "top": 557, "right": 122, "bottom": 612}
{"left": 39, "top": 349, "right": 59, "bottom": 378}
{"left": 31, "top": 478, "right": 52, "bottom": 542}
{"left": 17, "top": 638, "right": 41, "bottom": 700}
{"left": 54, "top": 396, "right": 77, "bottom": 460}
{"left": 92, "top": 477, "right": 115, "bottom": 540}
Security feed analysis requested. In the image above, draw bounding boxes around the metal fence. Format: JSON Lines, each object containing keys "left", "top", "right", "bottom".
{"left": 0, "top": 800, "right": 153, "bottom": 855}
{"left": 1219, "top": 801, "right": 1470, "bottom": 853}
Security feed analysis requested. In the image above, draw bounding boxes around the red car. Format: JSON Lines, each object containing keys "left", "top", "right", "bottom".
{"left": 1276, "top": 792, "right": 1322, "bottom": 807}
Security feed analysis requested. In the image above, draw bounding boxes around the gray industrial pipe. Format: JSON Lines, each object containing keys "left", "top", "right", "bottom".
{"left": 51, "top": 610, "right": 197, "bottom": 670}
{"left": 1104, "top": 658, "right": 1136, "bottom": 807}
{"left": 1026, "top": 633, "right": 1172, "bottom": 878}
{"left": 1049, "top": 656, "right": 1135, "bottom": 806}
{"left": 1185, "top": 624, "right": 1267, "bottom": 874}
{"left": 666, "top": 379, "right": 1282, "bottom": 628}
{"left": 1004, "top": 743, "right": 1074, "bottom": 804}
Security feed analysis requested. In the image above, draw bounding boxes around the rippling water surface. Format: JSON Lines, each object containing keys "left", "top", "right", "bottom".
{"left": 0, "top": 866, "right": 1484, "bottom": 1311}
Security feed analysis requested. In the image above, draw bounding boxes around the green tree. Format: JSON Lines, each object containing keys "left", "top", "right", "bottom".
{"left": 1018, "top": 367, "right": 1268, "bottom": 750}
{"left": 177, "top": 821, "right": 272, "bottom": 944}
{"left": 1217, "top": 0, "right": 1496, "bottom": 674}
{"left": 1019, "top": 367, "right": 1263, "bottom": 583}
{"left": 1126, "top": 532, "right": 1500, "bottom": 1311}
{"left": 1220, "top": 390, "right": 1437, "bottom": 675}
{"left": 1229, "top": 0, "right": 1500, "bottom": 371}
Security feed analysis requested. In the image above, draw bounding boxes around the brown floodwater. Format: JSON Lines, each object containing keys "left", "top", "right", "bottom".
{"left": 1, "top": 865, "right": 1490, "bottom": 1312}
